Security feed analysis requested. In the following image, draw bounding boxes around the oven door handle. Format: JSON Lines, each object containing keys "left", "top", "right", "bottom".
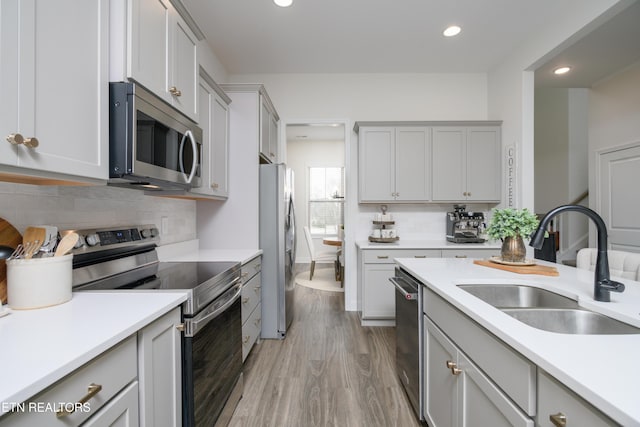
{"left": 389, "top": 277, "right": 418, "bottom": 300}
{"left": 186, "top": 279, "right": 242, "bottom": 336}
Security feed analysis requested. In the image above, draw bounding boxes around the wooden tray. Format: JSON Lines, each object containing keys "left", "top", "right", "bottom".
{"left": 473, "top": 259, "right": 559, "bottom": 276}
{"left": 1, "top": 218, "right": 23, "bottom": 304}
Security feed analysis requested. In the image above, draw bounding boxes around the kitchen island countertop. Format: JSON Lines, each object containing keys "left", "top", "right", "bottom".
{"left": 396, "top": 257, "right": 640, "bottom": 426}
{"left": 0, "top": 291, "right": 188, "bottom": 414}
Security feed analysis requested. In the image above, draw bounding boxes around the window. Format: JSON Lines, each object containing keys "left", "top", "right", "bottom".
{"left": 309, "top": 167, "right": 344, "bottom": 236}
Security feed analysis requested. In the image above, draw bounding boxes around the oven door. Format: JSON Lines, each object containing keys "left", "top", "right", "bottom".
{"left": 182, "top": 282, "right": 243, "bottom": 427}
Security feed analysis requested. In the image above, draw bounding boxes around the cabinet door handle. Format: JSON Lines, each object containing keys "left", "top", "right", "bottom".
{"left": 377, "top": 255, "right": 389, "bottom": 259}
{"left": 446, "top": 360, "right": 462, "bottom": 375}
{"left": 455, "top": 255, "right": 467, "bottom": 258}
{"left": 6, "top": 133, "right": 38, "bottom": 148}
{"left": 242, "top": 297, "right": 250, "bottom": 304}
{"left": 211, "top": 182, "right": 219, "bottom": 189}
{"left": 169, "top": 86, "right": 182, "bottom": 97}
{"left": 549, "top": 413, "right": 567, "bottom": 427}
{"left": 414, "top": 255, "right": 427, "bottom": 258}
{"left": 56, "top": 383, "right": 102, "bottom": 417}
{"left": 243, "top": 335, "right": 250, "bottom": 344}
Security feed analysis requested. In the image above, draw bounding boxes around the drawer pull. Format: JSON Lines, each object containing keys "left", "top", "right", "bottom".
{"left": 241, "top": 272, "right": 249, "bottom": 279}
{"left": 455, "top": 255, "right": 467, "bottom": 258}
{"left": 549, "top": 413, "right": 567, "bottom": 427}
{"left": 169, "top": 86, "right": 182, "bottom": 97}
{"left": 254, "top": 317, "right": 261, "bottom": 326}
{"left": 377, "top": 255, "right": 389, "bottom": 259}
{"left": 446, "top": 360, "right": 462, "bottom": 376}
{"left": 242, "top": 297, "right": 250, "bottom": 304}
{"left": 414, "top": 255, "right": 427, "bottom": 258}
{"left": 254, "top": 285, "right": 261, "bottom": 292}
{"left": 243, "top": 335, "right": 250, "bottom": 344}
{"left": 56, "top": 383, "right": 102, "bottom": 418}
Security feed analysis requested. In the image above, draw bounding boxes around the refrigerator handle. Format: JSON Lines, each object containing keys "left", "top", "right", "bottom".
{"left": 289, "top": 196, "right": 297, "bottom": 266}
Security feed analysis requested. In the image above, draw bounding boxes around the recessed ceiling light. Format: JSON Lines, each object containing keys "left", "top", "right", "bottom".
{"left": 554, "top": 66, "right": 571, "bottom": 75}
{"left": 443, "top": 25, "right": 461, "bottom": 37}
{"left": 274, "top": 0, "right": 292, "bottom": 7}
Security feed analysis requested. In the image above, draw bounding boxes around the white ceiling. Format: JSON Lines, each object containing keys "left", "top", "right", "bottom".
{"left": 535, "top": 0, "right": 640, "bottom": 88}
{"left": 182, "top": 0, "right": 603, "bottom": 74}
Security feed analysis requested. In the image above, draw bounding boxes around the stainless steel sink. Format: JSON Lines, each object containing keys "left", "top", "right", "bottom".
{"left": 502, "top": 308, "right": 640, "bottom": 335}
{"left": 457, "top": 284, "right": 579, "bottom": 309}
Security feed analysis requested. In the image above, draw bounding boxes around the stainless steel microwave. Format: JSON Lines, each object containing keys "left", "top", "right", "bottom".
{"left": 109, "top": 82, "right": 202, "bottom": 191}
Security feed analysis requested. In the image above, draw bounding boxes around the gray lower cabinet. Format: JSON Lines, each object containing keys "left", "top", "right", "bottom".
{"left": 424, "top": 285, "right": 619, "bottom": 427}
{"left": 137, "top": 307, "right": 182, "bottom": 427}
{"left": 0, "top": 308, "right": 182, "bottom": 427}
{"left": 359, "top": 249, "right": 440, "bottom": 325}
{"left": 424, "top": 317, "right": 534, "bottom": 427}
{"left": 537, "top": 371, "right": 618, "bottom": 427}
{"left": 358, "top": 247, "right": 497, "bottom": 325}
{"left": 241, "top": 255, "right": 262, "bottom": 361}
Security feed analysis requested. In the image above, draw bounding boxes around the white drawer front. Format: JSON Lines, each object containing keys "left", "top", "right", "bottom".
{"left": 241, "top": 256, "right": 262, "bottom": 283}
{"left": 242, "top": 303, "right": 262, "bottom": 362}
{"left": 1, "top": 336, "right": 137, "bottom": 426}
{"left": 441, "top": 248, "right": 499, "bottom": 259}
{"left": 363, "top": 249, "right": 440, "bottom": 263}
{"left": 241, "top": 273, "right": 261, "bottom": 324}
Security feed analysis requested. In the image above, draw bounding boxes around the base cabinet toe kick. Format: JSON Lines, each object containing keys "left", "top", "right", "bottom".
{"left": 422, "top": 286, "right": 619, "bottom": 427}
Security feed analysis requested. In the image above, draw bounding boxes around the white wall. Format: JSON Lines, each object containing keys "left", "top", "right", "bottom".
{"left": 287, "top": 139, "right": 344, "bottom": 263}
{"left": 588, "top": 61, "right": 640, "bottom": 249}
{"left": 488, "top": 0, "right": 626, "bottom": 213}
{"left": 0, "top": 183, "right": 196, "bottom": 245}
{"left": 534, "top": 88, "right": 590, "bottom": 259}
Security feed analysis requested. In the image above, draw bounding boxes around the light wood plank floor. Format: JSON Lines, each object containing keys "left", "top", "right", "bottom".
{"left": 229, "top": 281, "right": 422, "bottom": 427}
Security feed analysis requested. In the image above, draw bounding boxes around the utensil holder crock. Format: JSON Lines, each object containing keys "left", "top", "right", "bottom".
{"left": 6, "top": 254, "right": 73, "bottom": 309}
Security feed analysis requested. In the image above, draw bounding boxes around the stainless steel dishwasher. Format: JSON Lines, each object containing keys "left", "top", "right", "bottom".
{"left": 390, "top": 267, "right": 424, "bottom": 422}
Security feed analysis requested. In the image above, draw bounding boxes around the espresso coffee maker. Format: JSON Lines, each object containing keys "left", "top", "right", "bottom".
{"left": 446, "top": 205, "right": 486, "bottom": 243}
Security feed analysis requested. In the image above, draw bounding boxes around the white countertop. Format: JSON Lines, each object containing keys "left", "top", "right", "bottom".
{"left": 396, "top": 257, "right": 640, "bottom": 426}
{"left": 0, "top": 291, "right": 188, "bottom": 413}
{"left": 356, "top": 238, "right": 501, "bottom": 250}
{"left": 156, "top": 239, "right": 262, "bottom": 264}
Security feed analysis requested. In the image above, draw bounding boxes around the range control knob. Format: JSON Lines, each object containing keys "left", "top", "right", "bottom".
{"left": 85, "top": 233, "right": 100, "bottom": 247}
{"left": 141, "top": 228, "right": 159, "bottom": 239}
{"left": 73, "top": 235, "right": 85, "bottom": 249}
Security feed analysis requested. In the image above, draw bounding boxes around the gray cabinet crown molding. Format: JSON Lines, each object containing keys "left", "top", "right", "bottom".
{"left": 354, "top": 120, "right": 503, "bottom": 133}
{"left": 220, "top": 84, "right": 280, "bottom": 121}
{"left": 199, "top": 66, "right": 232, "bottom": 105}
{"left": 169, "top": 0, "right": 205, "bottom": 41}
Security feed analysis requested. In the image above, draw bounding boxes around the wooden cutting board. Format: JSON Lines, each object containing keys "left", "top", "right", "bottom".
{"left": 1, "top": 218, "right": 23, "bottom": 304}
{"left": 474, "top": 259, "right": 559, "bottom": 276}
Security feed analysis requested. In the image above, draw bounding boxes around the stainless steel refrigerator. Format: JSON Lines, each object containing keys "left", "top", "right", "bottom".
{"left": 259, "top": 163, "right": 296, "bottom": 339}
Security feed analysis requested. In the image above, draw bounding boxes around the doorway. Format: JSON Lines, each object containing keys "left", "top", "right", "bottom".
{"left": 284, "top": 121, "right": 349, "bottom": 300}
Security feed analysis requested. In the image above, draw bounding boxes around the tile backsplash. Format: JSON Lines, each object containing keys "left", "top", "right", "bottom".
{"left": 0, "top": 182, "right": 196, "bottom": 245}
{"left": 357, "top": 203, "right": 495, "bottom": 241}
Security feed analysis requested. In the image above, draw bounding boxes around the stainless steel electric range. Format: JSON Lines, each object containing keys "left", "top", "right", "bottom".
{"left": 67, "top": 225, "right": 242, "bottom": 427}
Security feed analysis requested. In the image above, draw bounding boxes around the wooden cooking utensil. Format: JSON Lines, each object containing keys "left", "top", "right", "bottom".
{"left": 1, "top": 218, "right": 22, "bottom": 304}
{"left": 22, "top": 226, "right": 46, "bottom": 259}
{"left": 54, "top": 232, "right": 79, "bottom": 257}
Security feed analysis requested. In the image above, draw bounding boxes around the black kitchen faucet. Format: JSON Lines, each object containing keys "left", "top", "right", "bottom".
{"left": 530, "top": 204, "right": 625, "bottom": 302}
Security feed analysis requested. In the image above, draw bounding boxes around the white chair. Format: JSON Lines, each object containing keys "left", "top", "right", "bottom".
{"left": 303, "top": 226, "right": 336, "bottom": 280}
{"left": 576, "top": 248, "right": 640, "bottom": 281}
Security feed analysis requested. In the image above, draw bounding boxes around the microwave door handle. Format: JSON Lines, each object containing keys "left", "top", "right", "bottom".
{"left": 178, "top": 130, "right": 198, "bottom": 184}
{"left": 186, "top": 130, "right": 197, "bottom": 184}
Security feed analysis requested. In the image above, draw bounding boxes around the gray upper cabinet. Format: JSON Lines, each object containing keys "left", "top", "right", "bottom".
{"left": 358, "top": 126, "right": 430, "bottom": 202}
{"left": 190, "top": 72, "right": 230, "bottom": 200}
{"left": 260, "top": 95, "right": 279, "bottom": 163}
{"left": 432, "top": 125, "right": 501, "bottom": 202}
{"left": 356, "top": 121, "right": 500, "bottom": 204}
{"left": 0, "top": 0, "right": 109, "bottom": 182}
{"left": 113, "top": 0, "right": 199, "bottom": 122}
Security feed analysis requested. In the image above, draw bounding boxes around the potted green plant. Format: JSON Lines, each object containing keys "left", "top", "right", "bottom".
{"left": 486, "top": 208, "right": 540, "bottom": 263}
